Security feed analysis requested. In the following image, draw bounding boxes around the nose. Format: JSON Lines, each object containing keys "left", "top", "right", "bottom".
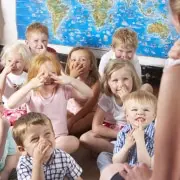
{"left": 121, "top": 52, "right": 127, "bottom": 59}
{"left": 137, "top": 110, "right": 144, "bottom": 115}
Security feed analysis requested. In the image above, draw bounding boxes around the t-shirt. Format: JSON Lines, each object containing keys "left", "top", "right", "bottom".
{"left": 98, "top": 94, "right": 126, "bottom": 125}
{"left": 98, "top": 50, "right": 142, "bottom": 79}
{"left": 3, "top": 72, "right": 27, "bottom": 105}
{"left": 0, "top": 128, "right": 16, "bottom": 171}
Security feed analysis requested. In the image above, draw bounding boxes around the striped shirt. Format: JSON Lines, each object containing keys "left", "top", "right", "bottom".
{"left": 114, "top": 122, "right": 155, "bottom": 166}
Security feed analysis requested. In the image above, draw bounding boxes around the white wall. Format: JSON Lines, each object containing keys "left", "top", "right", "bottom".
{"left": 0, "top": 0, "right": 165, "bottom": 67}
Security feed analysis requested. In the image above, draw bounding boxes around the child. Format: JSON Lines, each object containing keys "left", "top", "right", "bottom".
{"left": 0, "top": 42, "right": 31, "bottom": 125}
{"left": 25, "top": 22, "right": 56, "bottom": 56}
{"left": 0, "top": 93, "right": 18, "bottom": 180}
{"left": 80, "top": 60, "right": 141, "bottom": 154}
{"left": 100, "top": 90, "right": 156, "bottom": 180}
{"left": 65, "top": 47, "right": 100, "bottom": 135}
{"left": 13, "top": 112, "right": 83, "bottom": 180}
{"left": 99, "top": 28, "right": 141, "bottom": 79}
{"left": 7, "top": 52, "right": 93, "bottom": 154}
{"left": 99, "top": 28, "right": 153, "bottom": 93}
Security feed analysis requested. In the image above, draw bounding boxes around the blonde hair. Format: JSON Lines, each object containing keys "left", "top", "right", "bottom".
{"left": 26, "top": 22, "right": 49, "bottom": 39}
{"left": 123, "top": 90, "right": 157, "bottom": 115}
{"left": 112, "top": 28, "right": 138, "bottom": 49}
{"left": 101, "top": 59, "right": 141, "bottom": 96}
{"left": 169, "top": 0, "right": 180, "bottom": 15}
{"left": 0, "top": 42, "right": 32, "bottom": 67}
{"left": 12, "top": 112, "right": 54, "bottom": 146}
{"left": 65, "top": 47, "right": 99, "bottom": 86}
{"left": 28, "top": 52, "right": 61, "bottom": 83}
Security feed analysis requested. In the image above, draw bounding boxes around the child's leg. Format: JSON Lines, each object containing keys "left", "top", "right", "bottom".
{"left": 100, "top": 163, "right": 125, "bottom": 180}
{"left": 69, "top": 112, "right": 94, "bottom": 135}
{"left": 55, "top": 135, "right": 79, "bottom": 154}
{"left": 80, "top": 130, "right": 114, "bottom": 153}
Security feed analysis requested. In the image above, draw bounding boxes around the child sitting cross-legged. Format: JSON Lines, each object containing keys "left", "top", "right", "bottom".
{"left": 100, "top": 90, "right": 157, "bottom": 180}
{"left": 12, "top": 112, "right": 83, "bottom": 180}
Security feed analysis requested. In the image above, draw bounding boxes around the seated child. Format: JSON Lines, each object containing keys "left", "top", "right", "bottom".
{"left": 12, "top": 112, "right": 83, "bottom": 180}
{"left": 100, "top": 90, "right": 157, "bottom": 180}
{"left": 25, "top": 22, "right": 56, "bottom": 56}
{"left": 0, "top": 42, "right": 31, "bottom": 125}
{"left": 99, "top": 27, "right": 153, "bottom": 93}
{"left": 66, "top": 47, "right": 100, "bottom": 135}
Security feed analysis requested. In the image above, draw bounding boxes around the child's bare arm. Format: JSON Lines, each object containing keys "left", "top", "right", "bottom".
{"left": 75, "top": 177, "right": 83, "bottom": 180}
{"left": 92, "top": 106, "right": 118, "bottom": 139}
{"left": 133, "top": 128, "right": 152, "bottom": 167}
{"left": 113, "top": 131, "right": 135, "bottom": 163}
{"left": 68, "top": 81, "right": 100, "bottom": 124}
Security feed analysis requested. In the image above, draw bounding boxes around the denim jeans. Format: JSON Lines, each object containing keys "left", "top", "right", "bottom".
{"left": 97, "top": 152, "right": 113, "bottom": 171}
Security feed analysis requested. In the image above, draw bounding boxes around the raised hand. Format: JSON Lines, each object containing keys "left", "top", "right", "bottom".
{"left": 117, "top": 85, "right": 129, "bottom": 101}
{"left": 124, "top": 129, "right": 135, "bottom": 149}
{"left": 29, "top": 72, "right": 46, "bottom": 89}
{"left": 168, "top": 40, "right": 180, "bottom": 60}
{"left": 3, "top": 61, "right": 15, "bottom": 75}
{"left": 69, "top": 62, "right": 84, "bottom": 78}
{"left": 132, "top": 122, "right": 144, "bottom": 142}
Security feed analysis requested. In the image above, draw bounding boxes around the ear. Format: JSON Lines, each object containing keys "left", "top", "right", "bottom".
{"left": 18, "top": 146, "right": 25, "bottom": 153}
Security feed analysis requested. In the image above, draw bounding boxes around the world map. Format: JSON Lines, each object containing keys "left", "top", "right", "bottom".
{"left": 16, "top": 0, "right": 179, "bottom": 58}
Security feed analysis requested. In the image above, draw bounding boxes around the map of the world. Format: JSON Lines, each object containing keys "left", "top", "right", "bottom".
{"left": 16, "top": 0, "right": 179, "bottom": 58}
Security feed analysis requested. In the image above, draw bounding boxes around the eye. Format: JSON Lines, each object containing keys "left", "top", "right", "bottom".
{"left": 45, "top": 132, "right": 51, "bottom": 137}
{"left": 70, "top": 59, "right": 76, "bottom": 62}
{"left": 34, "top": 40, "right": 38, "bottom": 43}
{"left": 112, "top": 79, "right": 118, "bottom": 82}
{"left": 144, "top": 109, "right": 149, "bottom": 112}
{"left": 123, "top": 77, "right": 129, "bottom": 80}
{"left": 132, "top": 109, "right": 137, "bottom": 111}
{"left": 31, "top": 137, "right": 39, "bottom": 142}
{"left": 43, "top": 40, "right": 47, "bottom": 43}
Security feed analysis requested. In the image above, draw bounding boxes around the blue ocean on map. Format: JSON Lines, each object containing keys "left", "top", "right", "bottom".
{"left": 16, "top": 0, "right": 179, "bottom": 58}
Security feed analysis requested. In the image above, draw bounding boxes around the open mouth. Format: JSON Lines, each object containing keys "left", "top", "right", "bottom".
{"left": 44, "top": 80, "right": 54, "bottom": 85}
{"left": 135, "top": 117, "right": 145, "bottom": 122}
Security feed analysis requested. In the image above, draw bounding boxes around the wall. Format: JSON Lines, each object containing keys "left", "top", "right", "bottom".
{"left": 0, "top": 0, "right": 165, "bottom": 67}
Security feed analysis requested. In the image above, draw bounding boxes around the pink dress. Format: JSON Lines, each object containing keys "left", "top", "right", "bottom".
{"left": 17, "top": 85, "right": 73, "bottom": 137}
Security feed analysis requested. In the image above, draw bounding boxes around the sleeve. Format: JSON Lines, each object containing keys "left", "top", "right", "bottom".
{"left": 7, "top": 129, "right": 16, "bottom": 155}
{"left": 146, "top": 124, "right": 155, "bottom": 157}
{"left": 98, "top": 94, "right": 112, "bottom": 113}
{"left": 113, "top": 130, "right": 126, "bottom": 154}
{"left": 65, "top": 153, "right": 83, "bottom": 179}
{"left": 17, "top": 160, "right": 31, "bottom": 180}
{"left": 99, "top": 51, "right": 111, "bottom": 77}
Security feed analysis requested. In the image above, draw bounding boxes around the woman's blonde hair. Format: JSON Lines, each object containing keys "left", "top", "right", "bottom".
{"left": 65, "top": 47, "right": 99, "bottom": 86}
{"left": 27, "top": 52, "right": 61, "bottom": 83}
{"left": 169, "top": 0, "right": 180, "bottom": 15}
{"left": 123, "top": 90, "right": 157, "bottom": 115}
{"left": 101, "top": 59, "right": 141, "bottom": 96}
{"left": 0, "top": 42, "right": 32, "bottom": 68}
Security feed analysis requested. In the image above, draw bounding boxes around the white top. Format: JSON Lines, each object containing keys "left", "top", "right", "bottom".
{"left": 3, "top": 72, "right": 27, "bottom": 104}
{"left": 98, "top": 94, "right": 126, "bottom": 125}
{"left": 98, "top": 50, "right": 142, "bottom": 79}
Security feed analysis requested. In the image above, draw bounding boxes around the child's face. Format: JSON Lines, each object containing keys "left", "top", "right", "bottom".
{"left": 38, "top": 61, "right": 57, "bottom": 87}
{"left": 108, "top": 67, "right": 133, "bottom": 97}
{"left": 22, "top": 124, "right": 55, "bottom": 160}
{"left": 6, "top": 52, "right": 25, "bottom": 75}
{"left": 69, "top": 49, "right": 91, "bottom": 74}
{"left": 26, "top": 32, "right": 48, "bottom": 55}
{"left": 113, "top": 44, "right": 136, "bottom": 61}
{"left": 125, "top": 101, "right": 155, "bottom": 129}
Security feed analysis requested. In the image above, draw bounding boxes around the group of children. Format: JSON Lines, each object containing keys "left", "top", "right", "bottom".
{"left": 0, "top": 0, "right": 179, "bottom": 178}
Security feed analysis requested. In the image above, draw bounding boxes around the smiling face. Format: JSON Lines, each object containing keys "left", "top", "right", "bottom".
{"left": 125, "top": 100, "right": 156, "bottom": 129}
{"left": 22, "top": 124, "right": 55, "bottom": 160}
{"left": 6, "top": 52, "right": 25, "bottom": 75}
{"left": 26, "top": 32, "right": 48, "bottom": 55}
{"left": 113, "top": 44, "right": 136, "bottom": 61}
{"left": 108, "top": 67, "right": 133, "bottom": 97}
{"left": 69, "top": 49, "right": 91, "bottom": 74}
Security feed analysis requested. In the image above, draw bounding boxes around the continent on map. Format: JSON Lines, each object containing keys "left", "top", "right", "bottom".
{"left": 147, "top": 22, "right": 169, "bottom": 39}
{"left": 79, "top": 0, "right": 113, "bottom": 27}
{"left": 47, "top": 0, "right": 69, "bottom": 35}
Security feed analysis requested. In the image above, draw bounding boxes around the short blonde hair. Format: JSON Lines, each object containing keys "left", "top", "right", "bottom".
{"left": 101, "top": 59, "right": 141, "bottom": 96}
{"left": 12, "top": 112, "right": 54, "bottom": 146}
{"left": 26, "top": 22, "right": 49, "bottom": 39}
{"left": 112, "top": 28, "right": 138, "bottom": 49}
{"left": 27, "top": 52, "right": 61, "bottom": 83}
{"left": 0, "top": 42, "right": 32, "bottom": 66}
{"left": 65, "top": 47, "right": 99, "bottom": 86}
{"left": 123, "top": 90, "right": 157, "bottom": 115}
{"left": 169, "top": 0, "right": 180, "bottom": 15}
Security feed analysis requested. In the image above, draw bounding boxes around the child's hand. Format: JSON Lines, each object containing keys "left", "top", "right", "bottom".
{"left": 124, "top": 129, "right": 135, "bottom": 149}
{"left": 117, "top": 86, "right": 129, "bottom": 101}
{"left": 50, "top": 72, "right": 73, "bottom": 85}
{"left": 69, "top": 62, "right": 84, "bottom": 78}
{"left": 3, "top": 62, "right": 15, "bottom": 75}
{"left": 168, "top": 40, "right": 180, "bottom": 59}
{"left": 29, "top": 72, "right": 46, "bottom": 89}
{"left": 33, "top": 141, "right": 51, "bottom": 164}
{"left": 132, "top": 122, "right": 144, "bottom": 142}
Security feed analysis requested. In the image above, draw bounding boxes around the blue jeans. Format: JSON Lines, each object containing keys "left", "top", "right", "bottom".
{"left": 97, "top": 152, "right": 113, "bottom": 171}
